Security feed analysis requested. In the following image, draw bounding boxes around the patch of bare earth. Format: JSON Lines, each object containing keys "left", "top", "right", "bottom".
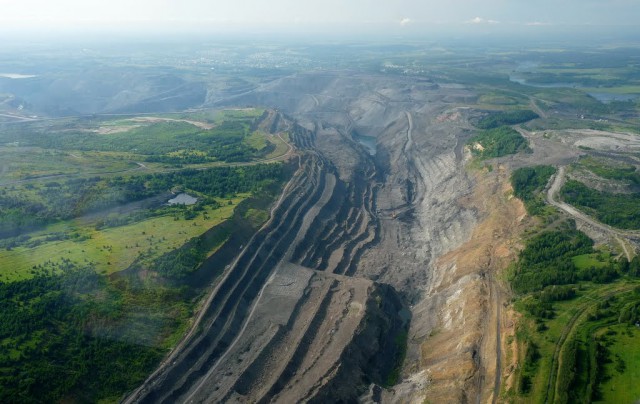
{"left": 417, "top": 165, "right": 531, "bottom": 403}
{"left": 94, "top": 125, "right": 140, "bottom": 134}
{"left": 127, "top": 116, "right": 215, "bottom": 130}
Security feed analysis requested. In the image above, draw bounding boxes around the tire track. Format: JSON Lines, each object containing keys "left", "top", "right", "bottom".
{"left": 543, "top": 285, "right": 634, "bottom": 404}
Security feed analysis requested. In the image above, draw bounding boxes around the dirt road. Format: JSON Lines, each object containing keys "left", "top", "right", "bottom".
{"left": 547, "top": 166, "right": 640, "bottom": 251}
{"left": 543, "top": 285, "right": 635, "bottom": 404}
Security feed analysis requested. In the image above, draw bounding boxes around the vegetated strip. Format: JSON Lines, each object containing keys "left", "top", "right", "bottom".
{"left": 561, "top": 179, "right": 640, "bottom": 230}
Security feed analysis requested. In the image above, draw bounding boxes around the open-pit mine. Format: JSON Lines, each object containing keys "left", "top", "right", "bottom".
{"left": 119, "top": 72, "right": 523, "bottom": 403}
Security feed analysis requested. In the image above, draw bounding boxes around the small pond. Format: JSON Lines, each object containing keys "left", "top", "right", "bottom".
{"left": 168, "top": 193, "right": 198, "bottom": 206}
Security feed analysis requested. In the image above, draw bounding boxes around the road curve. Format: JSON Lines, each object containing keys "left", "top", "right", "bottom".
{"left": 547, "top": 166, "right": 640, "bottom": 243}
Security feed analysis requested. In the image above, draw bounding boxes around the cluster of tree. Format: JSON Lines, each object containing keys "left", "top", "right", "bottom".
{"left": 109, "top": 164, "right": 286, "bottom": 201}
{"left": 515, "top": 231, "right": 632, "bottom": 300}
{"left": 0, "top": 266, "right": 166, "bottom": 402}
{"left": 512, "top": 229, "right": 594, "bottom": 294}
{"left": 151, "top": 239, "right": 207, "bottom": 279}
{"left": 618, "top": 256, "right": 640, "bottom": 277}
{"left": 0, "top": 234, "right": 31, "bottom": 250}
{"left": 555, "top": 339, "right": 579, "bottom": 403}
{"left": 511, "top": 165, "right": 557, "bottom": 215}
{"left": 561, "top": 179, "right": 640, "bottom": 229}
{"left": 521, "top": 286, "right": 579, "bottom": 322}
{"left": 0, "top": 196, "right": 50, "bottom": 239}
{"left": 467, "top": 126, "right": 529, "bottom": 159}
{"left": 518, "top": 339, "right": 540, "bottom": 394}
{"left": 475, "top": 109, "right": 539, "bottom": 129}
{"left": 574, "top": 293, "right": 640, "bottom": 402}
{"left": 580, "top": 158, "right": 640, "bottom": 185}
{"left": 538, "top": 284, "right": 577, "bottom": 302}
{"left": 618, "top": 298, "right": 640, "bottom": 325}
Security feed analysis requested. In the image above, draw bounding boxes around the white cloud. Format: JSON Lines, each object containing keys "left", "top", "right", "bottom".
{"left": 467, "top": 16, "right": 499, "bottom": 24}
{"left": 400, "top": 17, "right": 412, "bottom": 26}
{"left": 526, "top": 21, "right": 551, "bottom": 26}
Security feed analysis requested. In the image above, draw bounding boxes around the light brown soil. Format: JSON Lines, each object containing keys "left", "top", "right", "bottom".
{"left": 412, "top": 166, "right": 530, "bottom": 403}
{"left": 94, "top": 125, "right": 140, "bottom": 134}
{"left": 127, "top": 116, "right": 215, "bottom": 129}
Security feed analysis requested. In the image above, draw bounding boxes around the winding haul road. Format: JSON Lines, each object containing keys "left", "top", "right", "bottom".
{"left": 546, "top": 166, "right": 640, "bottom": 260}
{"left": 541, "top": 166, "right": 638, "bottom": 402}
{"left": 543, "top": 284, "right": 635, "bottom": 404}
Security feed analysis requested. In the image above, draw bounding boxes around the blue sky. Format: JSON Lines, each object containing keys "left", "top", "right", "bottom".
{"left": 1, "top": 0, "right": 638, "bottom": 35}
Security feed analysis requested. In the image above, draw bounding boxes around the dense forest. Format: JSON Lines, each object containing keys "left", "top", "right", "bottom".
{"left": 0, "top": 265, "right": 168, "bottom": 403}
{"left": 512, "top": 228, "right": 595, "bottom": 294}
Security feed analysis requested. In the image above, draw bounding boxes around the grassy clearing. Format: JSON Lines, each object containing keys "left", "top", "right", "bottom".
{"left": 598, "top": 325, "right": 640, "bottom": 403}
{"left": 572, "top": 253, "right": 613, "bottom": 271}
{"left": 0, "top": 148, "right": 140, "bottom": 182}
{"left": 244, "top": 208, "right": 269, "bottom": 228}
{"left": 582, "top": 86, "right": 640, "bottom": 94}
{"left": 513, "top": 281, "right": 640, "bottom": 403}
{"left": 243, "top": 131, "right": 268, "bottom": 151}
{"left": 0, "top": 195, "right": 247, "bottom": 282}
{"left": 0, "top": 147, "right": 163, "bottom": 183}
{"left": 477, "top": 94, "right": 522, "bottom": 106}
{"left": 265, "top": 133, "right": 290, "bottom": 159}
{"left": 169, "top": 108, "right": 263, "bottom": 124}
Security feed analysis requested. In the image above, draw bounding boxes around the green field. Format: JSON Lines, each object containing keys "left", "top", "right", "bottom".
{"left": 597, "top": 325, "right": 640, "bottom": 403}
{"left": 0, "top": 196, "right": 245, "bottom": 282}
{"left": 572, "top": 252, "right": 614, "bottom": 271}
{"left": 243, "top": 130, "right": 269, "bottom": 150}
{"left": 512, "top": 282, "right": 640, "bottom": 403}
{"left": 582, "top": 86, "right": 640, "bottom": 95}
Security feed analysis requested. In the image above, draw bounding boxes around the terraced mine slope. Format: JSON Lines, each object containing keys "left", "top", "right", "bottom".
{"left": 226, "top": 73, "right": 489, "bottom": 402}
{"left": 121, "top": 72, "right": 490, "bottom": 403}
{"left": 125, "top": 110, "right": 409, "bottom": 403}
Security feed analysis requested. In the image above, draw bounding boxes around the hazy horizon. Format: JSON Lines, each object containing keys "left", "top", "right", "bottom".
{"left": 1, "top": 0, "right": 639, "bottom": 41}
